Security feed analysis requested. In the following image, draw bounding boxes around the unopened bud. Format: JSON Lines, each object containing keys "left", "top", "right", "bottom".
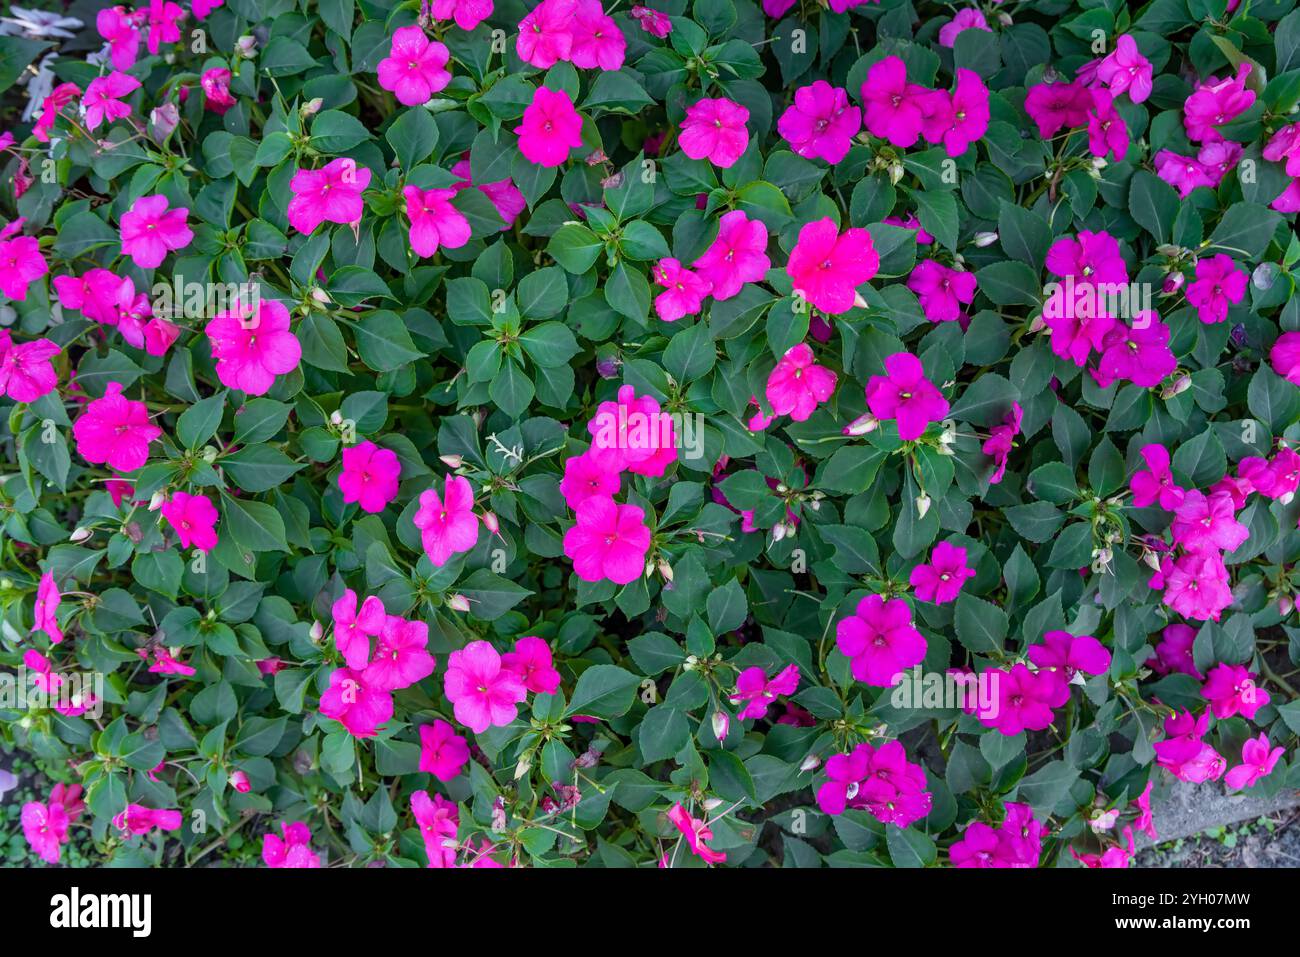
{"left": 69, "top": 527, "right": 92, "bottom": 542}
{"left": 301, "top": 97, "right": 324, "bottom": 118}
{"left": 799, "top": 753, "right": 822, "bottom": 772}
{"left": 842, "top": 412, "right": 879, "bottom": 437}
{"left": 439, "top": 454, "right": 463, "bottom": 469}
{"left": 202, "top": 445, "right": 218, "bottom": 463}
{"left": 149, "top": 103, "right": 179, "bottom": 143}
{"left": 311, "top": 287, "right": 331, "bottom": 305}
{"left": 234, "top": 35, "right": 257, "bottom": 58}
{"left": 447, "top": 594, "right": 470, "bottom": 612}
{"left": 230, "top": 770, "right": 251, "bottom": 793}
{"left": 915, "top": 492, "right": 931, "bottom": 520}
{"left": 973, "top": 231, "right": 999, "bottom": 248}
{"left": 702, "top": 797, "right": 724, "bottom": 812}
{"left": 1162, "top": 271, "right": 1186, "bottom": 294}
{"left": 482, "top": 511, "right": 500, "bottom": 536}
{"left": 514, "top": 755, "right": 531, "bottom": 780}
{"left": 852, "top": 291, "right": 869, "bottom": 310}
{"left": 329, "top": 410, "right": 343, "bottom": 426}
{"left": 1280, "top": 593, "right": 1294, "bottom": 616}
{"left": 657, "top": 559, "right": 673, "bottom": 582}
{"left": 1160, "top": 374, "right": 1191, "bottom": 399}
{"left": 711, "top": 711, "right": 729, "bottom": 741}
{"left": 148, "top": 491, "right": 165, "bottom": 511}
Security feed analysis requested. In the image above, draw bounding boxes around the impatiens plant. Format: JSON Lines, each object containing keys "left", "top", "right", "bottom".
{"left": 4, "top": 0, "right": 1300, "bottom": 872}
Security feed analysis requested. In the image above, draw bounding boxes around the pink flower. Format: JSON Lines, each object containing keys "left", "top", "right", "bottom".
{"left": 33, "top": 82, "right": 80, "bottom": 143}
{"left": 883, "top": 213, "right": 934, "bottom": 245}
{"left": 206, "top": 298, "right": 302, "bottom": 396}
{"left": 73, "top": 381, "right": 162, "bottom": 472}
{"left": 667, "top": 803, "right": 726, "bottom": 864}
{"left": 691, "top": 210, "right": 770, "bottom": 300}
{"left": 939, "top": 8, "right": 991, "bottom": 47}
{"left": 1264, "top": 122, "right": 1300, "bottom": 176}
{"left": 1224, "top": 733, "right": 1283, "bottom": 789}
{"left": 0, "top": 234, "right": 48, "bottom": 301}
{"left": 419, "top": 719, "right": 471, "bottom": 782}
{"left": 652, "top": 258, "right": 710, "bottom": 321}
{"left": 192, "top": 0, "right": 224, "bottom": 19}
{"left": 560, "top": 451, "right": 621, "bottom": 510}
{"left": 160, "top": 491, "right": 219, "bottom": 552}
{"left": 1093, "top": 313, "right": 1176, "bottom": 389}
{"left": 1270, "top": 331, "right": 1300, "bottom": 385}
{"left": 1085, "top": 89, "right": 1129, "bottom": 160}
{"left": 141, "top": 646, "right": 197, "bottom": 676}
{"left": 287, "top": 158, "right": 372, "bottom": 235}
{"left": 228, "top": 769, "right": 250, "bottom": 793}
{"left": 515, "top": 86, "right": 584, "bottom": 167}
{"left": 586, "top": 384, "right": 677, "bottom": 476}
{"left": 412, "top": 790, "right": 459, "bottom": 867}
{"left": 338, "top": 440, "right": 401, "bottom": 513}
{"left": 1201, "top": 663, "right": 1270, "bottom": 720}
{"left": 1133, "top": 781, "right": 1157, "bottom": 840}
{"left": 366, "top": 615, "right": 436, "bottom": 691}
{"left": 835, "top": 593, "right": 926, "bottom": 687}
{"left": 908, "top": 259, "right": 977, "bottom": 323}
{"left": 263, "top": 822, "right": 322, "bottom": 868}
{"left": 921, "top": 69, "right": 990, "bottom": 157}
{"left": 201, "top": 67, "right": 237, "bottom": 115}
{"left": 1160, "top": 550, "right": 1233, "bottom": 622}
{"left": 429, "top": 0, "right": 493, "bottom": 30}
{"left": 1186, "top": 253, "right": 1247, "bottom": 324}
{"left": 563, "top": 495, "right": 651, "bottom": 585}
{"left": 983, "top": 402, "right": 1022, "bottom": 484}
{"left": 318, "top": 667, "right": 393, "bottom": 738}
{"left": 777, "top": 81, "right": 860, "bottom": 164}
{"left": 32, "top": 572, "right": 64, "bottom": 645}
{"left": 444, "top": 640, "right": 528, "bottom": 733}
{"left": 980, "top": 664, "right": 1056, "bottom": 736}
{"left": 0, "top": 333, "right": 59, "bottom": 403}
{"left": 331, "top": 588, "right": 387, "bottom": 670}
{"left": 765, "top": 342, "right": 837, "bottom": 422}
{"left": 502, "top": 636, "right": 562, "bottom": 695}
{"left": 145, "top": 0, "right": 184, "bottom": 55}
{"left": 21, "top": 785, "right": 83, "bottom": 864}
{"left": 1024, "top": 81, "right": 1090, "bottom": 138}
{"left": 630, "top": 5, "right": 671, "bottom": 37}
{"left": 1147, "top": 623, "right": 1202, "bottom": 680}
{"left": 1046, "top": 230, "right": 1128, "bottom": 285}
{"left": 119, "top": 194, "right": 192, "bottom": 269}
{"left": 1154, "top": 710, "right": 1225, "bottom": 783}
{"left": 97, "top": 7, "right": 141, "bottom": 70}
{"left": 1155, "top": 149, "right": 1217, "bottom": 198}
{"left": 518, "top": 0, "right": 576, "bottom": 67}
{"left": 83, "top": 71, "right": 140, "bottom": 131}
{"left": 786, "top": 218, "right": 878, "bottom": 314}
{"left": 570, "top": 0, "right": 625, "bottom": 70}
{"left": 113, "top": 803, "right": 183, "bottom": 835}
{"left": 413, "top": 475, "right": 480, "bottom": 566}
{"left": 1071, "top": 827, "right": 1135, "bottom": 869}
{"left": 865, "top": 351, "right": 949, "bottom": 441}
{"left": 450, "top": 154, "right": 527, "bottom": 229}
{"left": 679, "top": 98, "right": 750, "bottom": 169}
{"left": 1130, "top": 443, "right": 1184, "bottom": 510}
{"left": 815, "top": 741, "right": 932, "bottom": 828}
{"left": 1184, "top": 63, "right": 1255, "bottom": 143}
{"left": 730, "top": 663, "right": 799, "bottom": 721}
{"left": 1094, "top": 35, "right": 1152, "bottom": 103}
{"left": 403, "top": 184, "right": 471, "bottom": 258}
{"left": 1028, "top": 630, "right": 1112, "bottom": 707}
{"left": 1171, "top": 490, "right": 1249, "bottom": 554}
{"left": 1042, "top": 301, "right": 1115, "bottom": 366}
{"left": 860, "top": 56, "right": 929, "bottom": 148}
{"left": 909, "top": 541, "right": 974, "bottom": 604}
{"left": 378, "top": 26, "right": 452, "bottom": 106}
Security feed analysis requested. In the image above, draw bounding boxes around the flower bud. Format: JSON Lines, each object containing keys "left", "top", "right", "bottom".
{"left": 657, "top": 559, "right": 673, "bottom": 582}
{"left": 149, "top": 103, "right": 179, "bottom": 143}
{"left": 702, "top": 797, "right": 724, "bottom": 812}
{"left": 915, "top": 492, "right": 931, "bottom": 520}
{"left": 800, "top": 753, "right": 822, "bottom": 772}
{"left": 1160, "top": 373, "right": 1191, "bottom": 399}
{"left": 230, "top": 770, "right": 251, "bottom": 793}
{"left": 439, "top": 454, "right": 463, "bottom": 469}
{"left": 1280, "top": 593, "right": 1294, "bottom": 616}
{"left": 329, "top": 410, "right": 343, "bottom": 426}
{"left": 447, "top": 593, "right": 470, "bottom": 612}
{"left": 301, "top": 97, "right": 324, "bottom": 118}
{"left": 311, "top": 287, "right": 331, "bottom": 305}
{"left": 482, "top": 511, "right": 500, "bottom": 536}
{"left": 202, "top": 445, "right": 218, "bottom": 463}
{"left": 711, "top": 711, "right": 730, "bottom": 741}
{"left": 148, "top": 491, "right": 165, "bottom": 511}
{"left": 514, "top": 755, "right": 531, "bottom": 781}
{"left": 234, "top": 35, "right": 258, "bottom": 58}
{"left": 973, "top": 231, "right": 999, "bottom": 248}
{"left": 69, "top": 527, "right": 92, "bottom": 543}
{"left": 1162, "top": 271, "right": 1186, "bottom": 294}
{"left": 309, "top": 620, "right": 324, "bottom": 642}
{"left": 842, "top": 412, "right": 879, "bottom": 437}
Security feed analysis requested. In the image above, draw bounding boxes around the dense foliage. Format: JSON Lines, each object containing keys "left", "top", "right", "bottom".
{"left": 3, "top": 0, "right": 1300, "bottom": 869}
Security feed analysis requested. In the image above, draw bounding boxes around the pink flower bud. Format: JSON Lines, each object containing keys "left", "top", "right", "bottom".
{"left": 230, "top": 770, "right": 251, "bottom": 793}
{"left": 711, "top": 711, "right": 730, "bottom": 741}
{"left": 447, "top": 594, "right": 470, "bottom": 612}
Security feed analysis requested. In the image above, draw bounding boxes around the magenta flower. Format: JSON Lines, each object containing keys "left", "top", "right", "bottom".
{"left": 983, "top": 402, "right": 1022, "bottom": 484}
{"left": 586, "top": 383, "right": 677, "bottom": 477}
{"left": 199, "top": 68, "right": 235, "bottom": 118}
{"left": 429, "top": 0, "right": 493, "bottom": 30}
{"left": 1094, "top": 313, "right": 1176, "bottom": 389}
{"left": 835, "top": 593, "right": 926, "bottom": 687}
{"left": 1270, "top": 331, "right": 1300, "bottom": 385}
{"left": 502, "top": 636, "right": 562, "bottom": 695}
{"left": 0, "top": 333, "right": 59, "bottom": 403}
{"left": 113, "top": 803, "right": 183, "bottom": 835}
{"left": 1201, "top": 663, "right": 1270, "bottom": 720}
{"left": 981, "top": 664, "right": 1056, "bottom": 736}
{"left": 141, "top": 646, "right": 197, "bottom": 676}
{"left": 1264, "top": 122, "right": 1300, "bottom": 176}
{"left": 160, "top": 491, "right": 219, "bottom": 553}
{"left": 73, "top": 381, "right": 162, "bottom": 473}
{"left": 1146, "top": 623, "right": 1202, "bottom": 680}
{"left": 692, "top": 210, "right": 770, "bottom": 300}
{"left": 21, "top": 784, "right": 83, "bottom": 864}
{"left": 451, "top": 154, "right": 527, "bottom": 229}
{"left": 652, "top": 257, "right": 710, "bottom": 321}
{"left": 1171, "top": 490, "right": 1249, "bottom": 554}
{"left": 1045, "top": 229, "right": 1128, "bottom": 285}
{"left": 815, "top": 740, "right": 932, "bottom": 828}
{"left": 377, "top": 26, "right": 451, "bottom": 106}
{"left": 1133, "top": 781, "right": 1157, "bottom": 840}
{"left": 562, "top": 495, "right": 651, "bottom": 585}
{"left": 419, "top": 719, "right": 471, "bottom": 782}
{"left": 1042, "top": 302, "right": 1115, "bottom": 366}
{"left": 33, "top": 82, "right": 80, "bottom": 143}
{"left": 403, "top": 185, "right": 471, "bottom": 258}
{"left": 667, "top": 803, "right": 726, "bottom": 864}
{"left": 776, "top": 81, "right": 860, "bottom": 164}
{"left": 1027, "top": 630, "right": 1112, "bottom": 707}
{"left": 97, "top": 7, "right": 141, "bottom": 70}
{"left": 570, "top": 0, "right": 625, "bottom": 70}
{"left": 145, "top": 0, "right": 184, "bottom": 55}
{"left": 909, "top": 541, "right": 974, "bottom": 604}
{"left": 1224, "top": 733, "right": 1283, "bottom": 789}
{"left": 517, "top": 0, "right": 576, "bottom": 69}
{"left": 730, "top": 663, "right": 799, "bottom": 721}
{"left": 1024, "top": 81, "right": 1091, "bottom": 138}
{"left": 765, "top": 343, "right": 837, "bottom": 422}
{"left": 1155, "top": 148, "right": 1217, "bottom": 198}
{"left": 366, "top": 615, "right": 436, "bottom": 691}
{"left": 331, "top": 588, "right": 387, "bottom": 671}
{"left": 1130, "top": 443, "right": 1184, "bottom": 510}
{"left": 679, "top": 98, "right": 750, "bottom": 169}
{"left": 559, "top": 451, "right": 621, "bottom": 510}
{"left": 83, "top": 71, "right": 140, "bottom": 130}
{"left": 413, "top": 475, "right": 480, "bottom": 566}
{"left": 412, "top": 790, "right": 459, "bottom": 867}
{"left": 444, "top": 640, "right": 528, "bottom": 733}
{"left": 338, "top": 440, "right": 401, "bottom": 513}
{"left": 318, "top": 667, "right": 394, "bottom": 738}
{"left": 515, "top": 86, "right": 584, "bottom": 167}
{"left": 786, "top": 217, "right": 879, "bottom": 314}
{"left": 861, "top": 56, "right": 929, "bottom": 148}
{"left": 1186, "top": 253, "right": 1247, "bottom": 324}
{"left": 1160, "top": 550, "right": 1233, "bottom": 622}
{"left": 1085, "top": 89, "right": 1129, "bottom": 160}
{"left": 884, "top": 213, "right": 934, "bottom": 245}
{"left": 206, "top": 298, "right": 302, "bottom": 396}
{"left": 920, "top": 69, "right": 990, "bottom": 157}
{"left": 1094, "top": 35, "right": 1152, "bottom": 103}
{"left": 0, "top": 234, "right": 49, "bottom": 301}
{"left": 287, "top": 157, "right": 372, "bottom": 235}
{"left": 263, "top": 822, "right": 322, "bottom": 868}
{"left": 630, "top": 4, "right": 671, "bottom": 37}
{"left": 939, "top": 8, "right": 991, "bottom": 46}
{"left": 865, "top": 351, "right": 949, "bottom": 441}
{"left": 908, "top": 259, "right": 977, "bottom": 323}
{"left": 119, "top": 194, "right": 193, "bottom": 269}
{"left": 1184, "top": 63, "right": 1255, "bottom": 143}
{"left": 32, "top": 571, "right": 63, "bottom": 645}
{"left": 1154, "top": 710, "right": 1225, "bottom": 783}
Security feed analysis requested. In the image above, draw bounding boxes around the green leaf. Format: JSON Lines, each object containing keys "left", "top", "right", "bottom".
{"left": 566, "top": 665, "right": 640, "bottom": 718}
